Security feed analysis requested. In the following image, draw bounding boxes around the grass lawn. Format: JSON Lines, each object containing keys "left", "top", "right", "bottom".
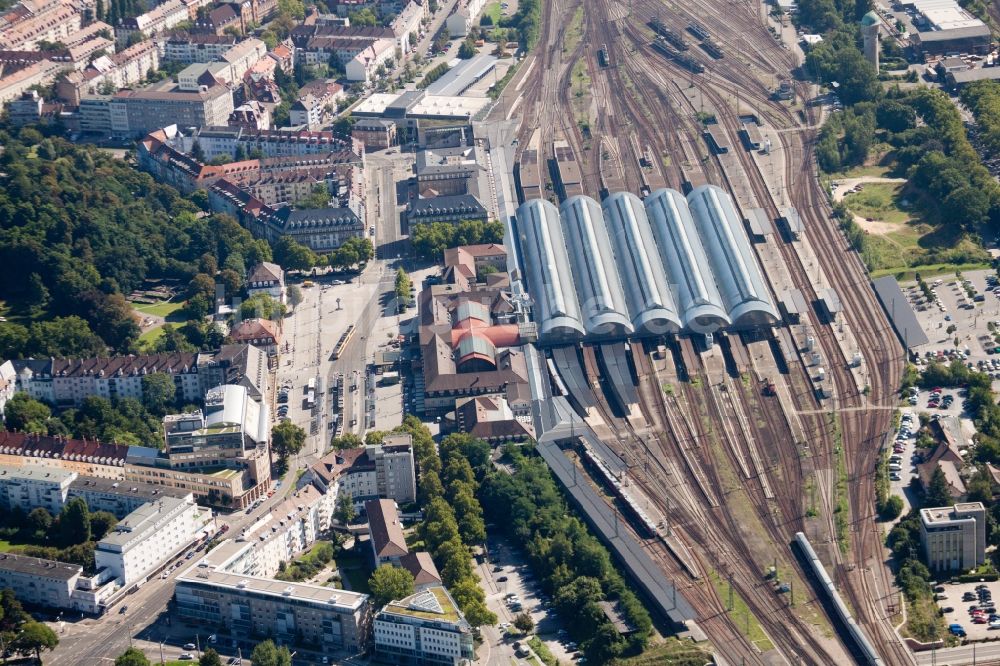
{"left": 132, "top": 299, "right": 187, "bottom": 319}
{"left": 843, "top": 182, "right": 915, "bottom": 226}
{"left": 828, "top": 163, "right": 893, "bottom": 180}
{"left": 614, "top": 638, "right": 712, "bottom": 664}
{"left": 0, "top": 539, "right": 13, "bottom": 553}
{"left": 527, "top": 637, "right": 557, "bottom": 666}
{"left": 562, "top": 5, "right": 585, "bottom": 54}
{"left": 482, "top": 1, "right": 502, "bottom": 24}
{"left": 137, "top": 325, "right": 166, "bottom": 350}
{"left": 871, "top": 261, "right": 994, "bottom": 281}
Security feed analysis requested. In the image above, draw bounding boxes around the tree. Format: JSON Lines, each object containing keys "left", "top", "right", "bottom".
{"left": 27, "top": 507, "right": 53, "bottom": 533}
{"left": 369, "top": 564, "right": 415, "bottom": 606}
{"left": 251, "top": 640, "right": 292, "bottom": 666}
{"left": 115, "top": 647, "right": 151, "bottom": 666}
{"left": 240, "top": 293, "right": 286, "bottom": 321}
{"left": 331, "top": 432, "right": 363, "bottom": 450}
{"left": 395, "top": 268, "right": 412, "bottom": 307}
{"left": 273, "top": 236, "right": 318, "bottom": 271}
{"left": 513, "top": 611, "right": 535, "bottom": 633}
{"left": 3, "top": 393, "right": 51, "bottom": 433}
{"left": 141, "top": 372, "right": 177, "bottom": 415}
{"left": 90, "top": 510, "right": 119, "bottom": 540}
{"left": 58, "top": 497, "right": 91, "bottom": 546}
{"left": 880, "top": 495, "right": 904, "bottom": 521}
{"left": 0, "top": 588, "right": 29, "bottom": 633}
{"left": 271, "top": 420, "right": 306, "bottom": 459}
{"left": 335, "top": 493, "right": 357, "bottom": 524}
{"left": 458, "top": 38, "right": 476, "bottom": 59}
{"left": 925, "top": 466, "right": 954, "bottom": 508}
{"left": 349, "top": 7, "right": 376, "bottom": 25}
{"left": 461, "top": 598, "right": 497, "bottom": 627}
{"left": 199, "top": 648, "right": 223, "bottom": 666}
{"left": 218, "top": 269, "right": 242, "bottom": 297}
{"left": 26, "top": 273, "right": 50, "bottom": 314}
{"left": 27, "top": 317, "right": 107, "bottom": 358}
{"left": 190, "top": 140, "right": 205, "bottom": 162}
{"left": 297, "top": 184, "right": 332, "bottom": 209}
{"left": 13, "top": 621, "right": 58, "bottom": 660}
{"left": 286, "top": 284, "right": 303, "bottom": 309}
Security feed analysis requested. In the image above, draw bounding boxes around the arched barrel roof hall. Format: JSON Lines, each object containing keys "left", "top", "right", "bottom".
{"left": 515, "top": 199, "right": 586, "bottom": 340}
{"left": 603, "top": 192, "right": 682, "bottom": 335}
{"left": 644, "top": 188, "right": 730, "bottom": 333}
{"left": 687, "top": 185, "right": 779, "bottom": 328}
{"left": 559, "top": 195, "right": 633, "bottom": 337}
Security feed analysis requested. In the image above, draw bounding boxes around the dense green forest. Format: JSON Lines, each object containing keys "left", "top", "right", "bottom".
{"left": 0, "top": 129, "right": 272, "bottom": 358}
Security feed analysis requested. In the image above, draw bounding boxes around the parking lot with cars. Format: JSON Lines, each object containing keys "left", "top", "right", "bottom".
{"left": 907, "top": 270, "right": 1000, "bottom": 380}
{"left": 484, "top": 539, "right": 581, "bottom": 663}
{"left": 939, "top": 581, "right": 1000, "bottom": 641}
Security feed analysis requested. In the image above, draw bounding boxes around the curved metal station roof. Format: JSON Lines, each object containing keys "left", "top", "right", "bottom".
{"left": 559, "top": 195, "right": 633, "bottom": 337}
{"left": 603, "top": 192, "right": 682, "bottom": 335}
{"left": 687, "top": 185, "right": 779, "bottom": 328}
{"left": 515, "top": 199, "right": 586, "bottom": 340}
{"left": 517, "top": 185, "right": 777, "bottom": 341}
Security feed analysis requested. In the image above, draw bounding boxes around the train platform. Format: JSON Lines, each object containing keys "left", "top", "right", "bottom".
{"left": 534, "top": 438, "right": 700, "bottom": 629}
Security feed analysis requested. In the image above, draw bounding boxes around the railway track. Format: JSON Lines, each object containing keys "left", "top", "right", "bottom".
{"left": 515, "top": 0, "right": 909, "bottom": 661}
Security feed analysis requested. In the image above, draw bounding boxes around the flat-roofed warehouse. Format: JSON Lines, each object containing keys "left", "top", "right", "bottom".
{"left": 424, "top": 54, "right": 498, "bottom": 96}
{"left": 904, "top": 0, "right": 991, "bottom": 55}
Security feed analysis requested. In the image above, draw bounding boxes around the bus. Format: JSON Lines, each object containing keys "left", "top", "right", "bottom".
{"left": 332, "top": 325, "right": 356, "bottom": 361}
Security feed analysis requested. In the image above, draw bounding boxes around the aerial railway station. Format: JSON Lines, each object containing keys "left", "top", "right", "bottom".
{"left": 514, "top": 184, "right": 778, "bottom": 345}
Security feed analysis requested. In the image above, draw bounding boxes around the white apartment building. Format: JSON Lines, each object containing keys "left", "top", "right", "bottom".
{"left": 246, "top": 262, "right": 285, "bottom": 303}
{"left": 920, "top": 502, "right": 987, "bottom": 572}
{"left": 175, "top": 538, "right": 371, "bottom": 654}
{"left": 345, "top": 37, "right": 395, "bottom": 82}
{"left": 95, "top": 495, "right": 208, "bottom": 586}
{"left": 13, "top": 353, "right": 203, "bottom": 407}
{"left": 0, "top": 465, "right": 75, "bottom": 514}
{"left": 228, "top": 485, "right": 325, "bottom": 578}
{"left": 374, "top": 587, "right": 475, "bottom": 665}
{"left": 445, "top": 0, "right": 486, "bottom": 37}
{"left": 161, "top": 34, "right": 238, "bottom": 64}
{"left": 391, "top": 0, "right": 425, "bottom": 53}
{"left": 116, "top": 0, "right": 191, "bottom": 44}
{"left": 221, "top": 38, "right": 266, "bottom": 80}
{"left": 0, "top": 360, "right": 15, "bottom": 417}
{"left": 301, "top": 435, "right": 416, "bottom": 511}
{"left": 0, "top": 553, "right": 117, "bottom": 615}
